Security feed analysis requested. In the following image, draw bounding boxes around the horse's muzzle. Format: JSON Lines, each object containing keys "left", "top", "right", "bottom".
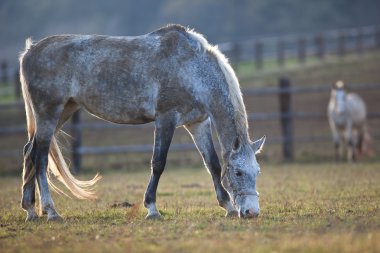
{"left": 240, "top": 208, "right": 259, "bottom": 218}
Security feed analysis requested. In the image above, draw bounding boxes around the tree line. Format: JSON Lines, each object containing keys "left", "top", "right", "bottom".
{"left": 1, "top": 0, "right": 380, "bottom": 66}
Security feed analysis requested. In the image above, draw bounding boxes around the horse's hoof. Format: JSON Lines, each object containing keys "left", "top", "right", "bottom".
{"left": 226, "top": 210, "right": 239, "bottom": 218}
{"left": 145, "top": 212, "right": 163, "bottom": 220}
{"left": 47, "top": 214, "right": 64, "bottom": 222}
{"left": 25, "top": 213, "right": 39, "bottom": 222}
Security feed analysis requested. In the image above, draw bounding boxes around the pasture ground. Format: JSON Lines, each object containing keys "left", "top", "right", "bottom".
{"left": 0, "top": 162, "right": 379, "bottom": 253}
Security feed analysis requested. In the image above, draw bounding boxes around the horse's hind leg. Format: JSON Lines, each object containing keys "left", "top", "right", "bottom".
{"left": 21, "top": 137, "right": 38, "bottom": 221}
{"left": 185, "top": 118, "right": 237, "bottom": 217}
{"left": 357, "top": 126, "right": 365, "bottom": 158}
{"left": 56, "top": 99, "right": 80, "bottom": 130}
{"left": 34, "top": 106, "right": 64, "bottom": 221}
{"left": 29, "top": 101, "right": 80, "bottom": 222}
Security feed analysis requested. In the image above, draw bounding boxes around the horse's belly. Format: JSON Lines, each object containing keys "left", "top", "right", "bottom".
{"left": 81, "top": 98, "right": 156, "bottom": 124}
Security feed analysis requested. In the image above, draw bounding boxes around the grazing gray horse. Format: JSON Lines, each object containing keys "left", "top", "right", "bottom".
{"left": 328, "top": 81, "right": 367, "bottom": 161}
{"left": 19, "top": 24, "right": 266, "bottom": 221}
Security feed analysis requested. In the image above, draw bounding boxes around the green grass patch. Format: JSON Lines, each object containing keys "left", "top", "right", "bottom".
{"left": 0, "top": 82, "right": 19, "bottom": 103}
{"left": 237, "top": 50, "right": 380, "bottom": 87}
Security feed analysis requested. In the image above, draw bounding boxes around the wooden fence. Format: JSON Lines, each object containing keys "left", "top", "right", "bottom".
{"left": 1, "top": 79, "right": 379, "bottom": 172}
{"left": 219, "top": 25, "right": 380, "bottom": 70}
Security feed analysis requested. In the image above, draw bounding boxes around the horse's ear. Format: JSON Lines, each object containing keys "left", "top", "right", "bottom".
{"left": 251, "top": 135, "right": 266, "bottom": 154}
{"left": 232, "top": 137, "right": 241, "bottom": 153}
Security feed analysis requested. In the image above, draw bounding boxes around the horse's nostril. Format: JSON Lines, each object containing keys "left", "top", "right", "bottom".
{"left": 241, "top": 209, "right": 259, "bottom": 218}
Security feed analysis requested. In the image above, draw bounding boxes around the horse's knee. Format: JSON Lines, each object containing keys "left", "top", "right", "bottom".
{"left": 151, "top": 159, "right": 165, "bottom": 175}
{"left": 30, "top": 136, "right": 51, "bottom": 173}
{"left": 34, "top": 135, "right": 51, "bottom": 153}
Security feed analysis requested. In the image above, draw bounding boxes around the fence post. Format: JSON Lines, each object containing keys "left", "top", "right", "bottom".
{"left": 297, "top": 37, "right": 306, "bottom": 64}
{"left": 232, "top": 42, "right": 241, "bottom": 71}
{"left": 1, "top": 60, "right": 8, "bottom": 83}
{"left": 278, "top": 77, "right": 294, "bottom": 161}
{"left": 356, "top": 28, "right": 363, "bottom": 54}
{"left": 338, "top": 32, "right": 346, "bottom": 58}
{"left": 254, "top": 41, "right": 263, "bottom": 70}
{"left": 314, "top": 34, "right": 325, "bottom": 60}
{"left": 375, "top": 28, "right": 380, "bottom": 49}
{"left": 71, "top": 110, "right": 82, "bottom": 173}
{"left": 14, "top": 70, "right": 21, "bottom": 99}
{"left": 277, "top": 39, "right": 285, "bottom": 66}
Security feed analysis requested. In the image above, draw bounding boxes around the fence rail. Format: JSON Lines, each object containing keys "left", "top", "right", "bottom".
{"left": 2, "top": 82, "right": 380, "bottom": 133}
{"left": 219, "top": 25, "right": 380, "bottom": 68}
{"left": 1, "top": 80, "right": 380, "bottom": 171}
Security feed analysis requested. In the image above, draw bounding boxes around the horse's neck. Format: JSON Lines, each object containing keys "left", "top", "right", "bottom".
{"left": 209, "top": 96, "right": 249, "bottom": 159}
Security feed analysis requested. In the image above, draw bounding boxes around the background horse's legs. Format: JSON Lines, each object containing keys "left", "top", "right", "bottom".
{"left": 335, "top": 142, "right": 340, "bottom": 161}
{"left": 335, "top": 129, "right": 346, "bottom": 162}
{"left": 21, "top": 137, "right": 38, "bottom": 221}
{"left": 357, "top": 124, "right": 368, "bottom": 159}
{"left": 144, "top": 117, "right": 175, "bottom": 219}
{"left": 328, "top": 118, "right": 341, "bottom": 162}
{"left": 185, "top": 119, "right": 237, "bottom": 217}
{"left": 345, "top": 121, "right": 356, "bottom": 162}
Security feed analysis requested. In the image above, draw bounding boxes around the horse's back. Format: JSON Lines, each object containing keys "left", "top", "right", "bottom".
{"left": 347, "top": 93, "right": 366, "bottom": 124}
{"left": 19, "top": 26, "right": 217, "bottom": 125}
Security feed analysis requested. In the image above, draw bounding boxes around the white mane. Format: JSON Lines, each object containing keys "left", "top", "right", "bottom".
{"left": 187, "top": 29, "right": 249, "bottom": 136}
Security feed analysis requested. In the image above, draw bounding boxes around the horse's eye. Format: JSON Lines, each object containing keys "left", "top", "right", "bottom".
{"left": 235, "top": 171, "right": 242, "bottom": 177}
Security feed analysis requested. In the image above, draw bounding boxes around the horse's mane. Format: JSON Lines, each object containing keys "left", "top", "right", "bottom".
{"left": 186, "top": 28, "right": 249, "bottom": 139}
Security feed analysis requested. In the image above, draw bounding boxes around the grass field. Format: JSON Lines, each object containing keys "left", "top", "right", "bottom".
{"left": 0, "top": 162, "right": 379, "bottom": 253}
{"left": 0, "top": 45, "right": 379, "bottom": 253}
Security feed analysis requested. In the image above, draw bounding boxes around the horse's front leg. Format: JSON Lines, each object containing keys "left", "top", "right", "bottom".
{"left": 345, "top": 121, "right": 356, "bottom": 162}
{"left": 336, "top": 130, "right": 346, "bottom": 162}
{"left": 185, "top": 119, "right": 237, "bottom": 217}
{"left": 329, "top": 118, "right": 341, "bottom": 161}
{"left": 143, "top": 118, "right": 175, "bottom": 219}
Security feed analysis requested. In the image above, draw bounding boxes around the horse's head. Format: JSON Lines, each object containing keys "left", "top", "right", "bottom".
{"left": 221, "top": 135, "right": 266, "bottom": 218}
{"left": 331, "top": 80, "right": 347, "bottom": 115}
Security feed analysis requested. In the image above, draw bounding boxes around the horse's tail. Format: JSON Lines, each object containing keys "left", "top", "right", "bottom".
{"left": 20, "top": 38, "right": 101, "bottom": 200}
{"left": 48, "top": 138, "right": 101, "bottom": 199}
{"left": 20, "top": 38, "right": 37, "bottom": 186}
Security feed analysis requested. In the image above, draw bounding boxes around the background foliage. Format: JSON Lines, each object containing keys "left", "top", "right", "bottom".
{"left": 1, "top": 0, "right": 380, "bottom": 65}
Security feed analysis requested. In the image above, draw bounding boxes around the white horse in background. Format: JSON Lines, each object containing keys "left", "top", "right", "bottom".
{"left": 328, "top": 81, "right": 368, "bottom": 161}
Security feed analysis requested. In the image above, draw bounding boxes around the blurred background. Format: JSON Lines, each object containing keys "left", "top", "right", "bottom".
{"left": 0, "top": 0, "right": 380, "bottom": 175}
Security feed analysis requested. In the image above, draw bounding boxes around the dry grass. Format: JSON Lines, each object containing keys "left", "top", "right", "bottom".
{"left": 0, "top": 162, "right": 379, "bottom": 253}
